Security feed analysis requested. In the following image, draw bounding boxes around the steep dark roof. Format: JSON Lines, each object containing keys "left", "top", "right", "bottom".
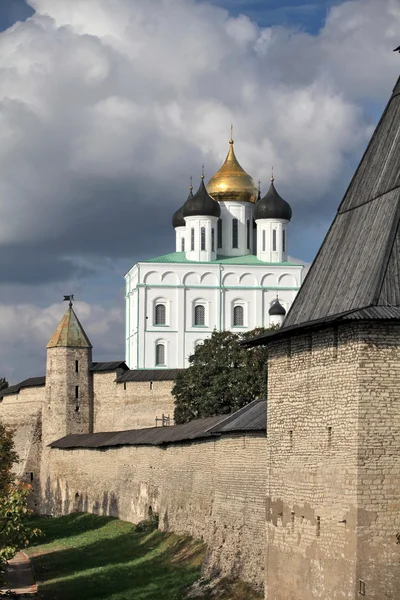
{"left": 246, "top": 75, "right": 400, "bottom": 345}
{"left": 1, "top": 376, "right": 46, "bottom": 399}
{"left": 254, "top": 180, "right": 292, "bottom": 221}
{"left": 206, "top": 399, "right": 266, "bottom": 433}
{"left": 117, "top": 369, "right": 184, "bottom": 382}
{"left": 182, "top": 179, "right": 221, "bottom": 219}
{"left": 47, "top": 306, "right": 92, "bottom": 349}
{"left": 90, "top": 361, "right": 128, "bottom": 373}
{"left": 172, "top": 188, "right": 192, "bottom": 228}
{"left": 50, "top": 401, "right": 267, "bottom": 449}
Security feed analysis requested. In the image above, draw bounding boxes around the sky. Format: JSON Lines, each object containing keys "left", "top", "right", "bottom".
{"left": 0, "top": 0, "right": 398, "bottom": 383}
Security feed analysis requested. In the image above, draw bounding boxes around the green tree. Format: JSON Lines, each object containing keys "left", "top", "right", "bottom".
{"left": 173, "top": 328, "right": 273, "bottom": 424}
{"left": 0, "top": 421, "right": 40, "bottom": 585}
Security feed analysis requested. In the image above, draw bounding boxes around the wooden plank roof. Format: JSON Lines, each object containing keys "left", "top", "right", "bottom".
{"left": 257, "top": 75, "right": 400, "bottom": 339}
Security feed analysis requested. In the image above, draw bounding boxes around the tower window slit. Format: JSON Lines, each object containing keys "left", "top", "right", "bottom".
{"left": 262, "top": 230, "right": 266, "bottom": 252}
{"left": 289, "top": 430, "right": 293, "bottom": 449}
{"left": 246, "top": 219, "right": 250, "bottom": 249}
{"left": 327, "top": 426, "right": 332, "bottom": 448}
{"left": 272, "top": 229, "right": 277, "bottom": 251}
{"left": 75, "top": 360, "right": 79, "bottom": 373}
{"left": 211, "top": 228, "right": 215, "bottom": 252}
{"left": 232, "top": 218, "right": 238, "bottom": 248}
{"left": 201, "top": 227, "right": 206, "bottom": 251}
{"left": 181, "top": 237, "right": 185, "bottom": 252}
{"left": 75, "top": 386, "right": 79, "bottom": 399}
{"left": 217, "top": 219, "right": 222, "bottom": 248}
{"left": 282, "top": 229, "right": 286, "bottom": 252}
{"left": 316, "top": 516, "right": 320, "bottom": 537}
{"left": 191, "top": 228, "right": 195, "bottom": 251}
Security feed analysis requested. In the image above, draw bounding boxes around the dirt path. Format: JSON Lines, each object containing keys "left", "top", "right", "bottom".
{"left": 0, "top": 552, "right": 37, "bottom": 597}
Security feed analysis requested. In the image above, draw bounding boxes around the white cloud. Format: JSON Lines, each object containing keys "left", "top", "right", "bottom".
{"left": 0, "top": 0, "right": 398, "bottom": 379}
{"left": 0, "top": 301, "right": 124, "bottom": 382}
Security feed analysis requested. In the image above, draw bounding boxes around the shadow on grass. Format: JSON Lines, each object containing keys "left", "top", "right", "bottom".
{"left": 29, "top": 514, "right": 205, "bottom": 600}
{"left": 28, "top": 513, "right": 112, "bottom": 547}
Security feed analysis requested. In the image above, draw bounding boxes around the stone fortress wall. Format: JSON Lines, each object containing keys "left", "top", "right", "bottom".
{"left": 41, "top": 431, "right": 268, "bottom": 588}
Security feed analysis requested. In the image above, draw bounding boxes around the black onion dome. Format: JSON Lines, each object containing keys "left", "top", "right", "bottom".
{"left": 172, "top": 188, "right": 193, "bottom": 228}
{"left": 182, "top": 179, "right": 221, "bottom": 219}
{"left": 269, "top": 299, "right": 286, "bottom": 316}
{"left": 254, "top": 180, "right": 292, "bottom": 221}
{"left": 172, "top": 206, "right": 185, "bottom": 228}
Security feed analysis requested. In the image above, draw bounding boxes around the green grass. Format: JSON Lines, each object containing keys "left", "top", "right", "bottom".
{"left": 26, "top": 513, "right": 205, "bottom": 600}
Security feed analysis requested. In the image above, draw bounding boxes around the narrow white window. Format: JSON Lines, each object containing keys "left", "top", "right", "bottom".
{"left": 194, "top": 305, "right": 205, "bottom": 326}
{"left": 232, "top": 218, "right": 238, "bottom": 248}
{"left": 233, "top": 305, "right": 244, "bottom": 326}
{"left": 191, "top": 228, "right": 195, "bottom": 251}
{"left": 211, "top": 228, "right": 215, "bottom": 252}
{"left": 272, "top": 229, "right": 277, "bottom": 251}
{"left": 201, "top": 227, "right": 206, "bottom": 251}
{"left": 155, "top": 343, "right": 165, "bottom": 366}
{"left": 262, "top": 230, "right": 266, "bottom": 252}
{"left": 155, "top": 304, "right": 166, "bottom": 325}
{"left": 181, "top": 237, "right": 185, "bottom": 252}
{"left": 217, "top": 219, "right": 223, "bottom": 248}
{"left": 246, "top": 219, "right": 250, "bottom": 249}
{"left": 282, "top": 229, "right": 286, "bottom": 253}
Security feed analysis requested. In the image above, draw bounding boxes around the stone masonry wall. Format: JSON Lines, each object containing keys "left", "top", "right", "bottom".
{"left": 40, "top": 432, "right": 267, "bottom": 589}
{"left": 0, "top": 387, "right": 45, "bottom": 507}
{"left": 265, "top": 322, "right": 400, "bottom": 600}
{"left": 93, "top": 373, "right": 175, "bottom": 431}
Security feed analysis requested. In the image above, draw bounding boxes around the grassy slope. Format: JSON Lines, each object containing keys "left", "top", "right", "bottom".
{"left": 26, "top": 514, "right": 262, "bottom": 600}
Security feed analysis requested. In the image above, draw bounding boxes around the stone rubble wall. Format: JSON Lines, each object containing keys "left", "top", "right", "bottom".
{"left": 93, "top": 372, "right": 175, "bottom": 431}
{"left": 40, "top": 432, "right": 268, "bottom": 590}
{"left": 265, "top": 322, "right": 400, "bottom": 600}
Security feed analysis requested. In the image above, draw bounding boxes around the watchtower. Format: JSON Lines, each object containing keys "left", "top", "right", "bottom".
{"left": 42, "top": 300, "right": 93, "bottom": 446}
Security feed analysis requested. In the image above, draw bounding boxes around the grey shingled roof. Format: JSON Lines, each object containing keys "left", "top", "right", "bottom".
{"left": 1, "top": 376, "right": 46, "bottom": 399}
{"left": 50, "top": 401, "right": 267, "bottom": 449}
{"left": 90, "top": 361, "right": 128, "bottom": 373}
{"left": 117, "top": 369, "right": 184, "bottom": 382}
{"left": 246, "top": 75, "right": 400, "bottom": 345}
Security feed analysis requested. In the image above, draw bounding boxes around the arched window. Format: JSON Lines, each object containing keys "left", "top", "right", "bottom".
{"left": 201, "top": 227, "right": 206, "bottom": 251}
{"left": 272, "top": 229, "right": 277, "bottom": 251}
{"left": 155, "top": 343, "right": 165, "bottom": 366}
{"left": 194, "top": 304, "right": 205, "bottom": 326}
{"left": 233, "top": 305, "right": 244, "bottom": 326}
{"left": 232, "top": 218, "right": 238, "bottom": 248}
{"left": 154, "top": 304, "right": 166, "bottom": 325}
{"left": 181, "top": 237, "right": 185, "bottom": 252}
{"left": 217, "top": 219, "right": 223, "bottom": 248}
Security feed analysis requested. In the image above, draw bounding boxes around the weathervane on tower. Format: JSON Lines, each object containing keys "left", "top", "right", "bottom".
{"left": 63, "top": 294, "right": 74, "bottom": 308}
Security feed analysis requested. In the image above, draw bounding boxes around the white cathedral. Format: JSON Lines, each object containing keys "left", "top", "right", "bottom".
{"left": 125, "top": 136, "right": 304, "bottom": 369}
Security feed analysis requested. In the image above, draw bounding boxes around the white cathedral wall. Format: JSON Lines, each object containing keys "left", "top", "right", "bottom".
{"left": 218, "top": 202, "right": 254, "bottom": 257}
{"left": 125, "top": 262, "right": 303, "bottom": 369}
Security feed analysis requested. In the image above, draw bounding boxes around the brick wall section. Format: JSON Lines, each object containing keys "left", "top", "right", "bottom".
{"left": 93, "top": 373, "right": 175, "bottom": 431}
{"left": 40, "top": 432, "right": 267, "bottom": 589}
{"left": 265, "top": 322, "right": 400, "bottom": 600}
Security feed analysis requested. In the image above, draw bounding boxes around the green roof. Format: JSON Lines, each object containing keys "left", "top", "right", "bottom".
{"left": 142, "top": 251, "right": 302, "bottom": 267}
{"left": 47, "top": 306, "right": 92, "bottom": 349}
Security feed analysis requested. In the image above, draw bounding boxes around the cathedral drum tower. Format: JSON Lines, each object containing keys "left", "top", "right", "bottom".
{"left": 125, "top": 133, "right": 303, "bottom": 369}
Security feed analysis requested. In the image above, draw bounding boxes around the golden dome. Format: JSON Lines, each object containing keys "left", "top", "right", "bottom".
{"left": 206, "top": 136, "right": 258, "bottom": 204}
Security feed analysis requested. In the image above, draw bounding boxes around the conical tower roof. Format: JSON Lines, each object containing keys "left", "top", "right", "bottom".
{"left": 280, "top": 75, "right": 400, "bottom": 331}
{"left": 206, "top": 135, "right": 257, "bottom": 203}
{"left": 47, "top": 305, "right": 92, "bottom": 349}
